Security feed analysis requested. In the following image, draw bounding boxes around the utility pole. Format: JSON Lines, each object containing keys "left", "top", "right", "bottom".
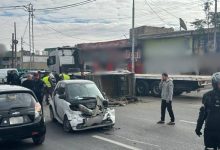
{"left": 31, "top": 4, "right": 35, "bottom": 67}
{"left": 131, "top": 0, "right": 135, "bottom": 73}
{"left": 11, "top": 33, "right": 14, "bottom": 68}
{"left": 21, "top": 37, "right": 23, "bottom": 69}
{"left": 14, "top": 22, "right": 17, "bottom": 68}
{"left": 28, "top": 3, "right": 32, "bottom": 70}
{"left": 214, "top": 0, "right": 217, "bottom": 52}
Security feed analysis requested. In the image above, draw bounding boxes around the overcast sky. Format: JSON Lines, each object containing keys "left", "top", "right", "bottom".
{"left": 0, "top": 0, "right": 217, "bottom": 52}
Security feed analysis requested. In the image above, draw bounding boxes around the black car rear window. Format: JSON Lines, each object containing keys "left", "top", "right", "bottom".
{"left": 0, "top": 92, "right": 36, "bottom": 111}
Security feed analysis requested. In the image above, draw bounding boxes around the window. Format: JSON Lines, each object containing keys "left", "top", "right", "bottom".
{"left": 47, "top": 56, "right": 56, "bottom": 66}
{"left": 67, "top": 83, "right": 104, "bottom": 100}
{"left": 0, "top": 92, "right": 36, "bottom": 111}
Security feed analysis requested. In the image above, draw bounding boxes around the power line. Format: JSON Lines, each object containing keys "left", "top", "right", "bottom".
{"left": 148, "top": 0, "right": 178, "bottom": 19}
{"left": 22, "top": 16, "right": 29, "bottom": 38}
{"left": 144, "top": 0, "right": 168, "bottom": 25}
{"left": 0, "top": 5, "right": 25, "bottom": 9}
{"left": 35, "top": 0, "right": 96, "bottom": 11}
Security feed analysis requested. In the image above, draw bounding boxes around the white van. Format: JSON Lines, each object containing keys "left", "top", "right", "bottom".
{"left": 0, "top": 68, "right": 19, "bottom": 84}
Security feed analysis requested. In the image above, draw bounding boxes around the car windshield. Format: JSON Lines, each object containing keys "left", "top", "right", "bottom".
{"left": 0, "top": 92, "right": 36, "bottom": 111}
{"left": 67, "top": 83, "right": 104, "bottom": 100}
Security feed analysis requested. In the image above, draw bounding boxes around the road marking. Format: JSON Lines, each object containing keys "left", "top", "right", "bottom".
{"left": 92, "top": 135, "right": 141, "bottom": 150}
{"left": 114, "top": 134, "right": 161, "bottom": 149}
{"left": 180, "top": 120, "right": 197, "bottom": 125}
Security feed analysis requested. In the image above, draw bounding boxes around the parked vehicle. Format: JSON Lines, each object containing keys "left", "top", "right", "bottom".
{"left": 0, "top": 68, "right": 18, "bottom": 84}
{"left": 135, "top": 74, "right": 211, "bottom": 96}
{"left": 0, "top": 85, "right": 46, "bottom": 145}
{"left": 49, "top": 80, "right": 115, "bottom": 132}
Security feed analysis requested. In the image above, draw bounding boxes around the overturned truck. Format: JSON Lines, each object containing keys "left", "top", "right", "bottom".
{"left": 86, "top": 70, "right": 137, "bottom": 105}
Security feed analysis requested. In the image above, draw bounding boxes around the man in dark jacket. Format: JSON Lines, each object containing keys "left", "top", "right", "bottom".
{"left": 33, "top": 73, "right": 45, "bottom": 106}
{"left": 195, "top": 72, "right": 220, "bottom": 150}
{"left": 21, "top": 74, "right": 34, "bottom": 91}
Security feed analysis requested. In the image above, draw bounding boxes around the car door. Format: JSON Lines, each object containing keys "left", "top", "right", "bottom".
{"left": 54, "top": 83, "right": 68, "bottom": 121}
{"left": 59, "top": 83, "right": 72, "bottom": 121}
{"left": 54, "top": 83, "right": 63, "bottom": 120}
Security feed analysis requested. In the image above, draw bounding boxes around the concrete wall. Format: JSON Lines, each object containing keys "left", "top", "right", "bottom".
{"left": 130, "top": 26, "right": 174, "bottom": 39}
{"left": 142, "top": 36, "right": 198, "bottom": 74}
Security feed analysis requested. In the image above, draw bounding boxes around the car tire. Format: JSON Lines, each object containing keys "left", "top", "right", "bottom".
{"left": 136, "top": 81, "right": 150, "bottom": 96}
{"left": 63, "top": 116, "right": 72, "bottom": 133}
{"left": 151, "top": 81, "right": 161, "bottom": 97}
{"left": 49, "top": 106, "right": 56, "bottom": 122}
{"left": 32, "top": 134, "right": 45, "bottom": 145}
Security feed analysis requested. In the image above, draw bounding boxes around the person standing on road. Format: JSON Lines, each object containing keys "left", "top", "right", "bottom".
{"left": 195, "top": 72, "right": 220, "bottom": 150}
{"left": 33, "top": 73, "right": 45, "bottom": 106}
{"left": 59, "top": 71, "right": 70, "bottom": 80}
{"left": 157, "top": 73, "right": 175, "bottom": 125}
{"left": 42, "top": 72, "right": 53, "bottom": 105}
{"left": 21, "top": 74, "right": 34, "bottom": 91}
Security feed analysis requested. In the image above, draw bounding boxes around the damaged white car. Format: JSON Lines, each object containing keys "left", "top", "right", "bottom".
{"left": 49, "top": 80, "right": 115, "bottom": 132}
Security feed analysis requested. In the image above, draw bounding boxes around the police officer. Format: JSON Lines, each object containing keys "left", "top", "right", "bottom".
{"left": 59, "top": 71, "right": 70, "bottom": 80}
{"left": 42, "top": 72, "right": 53, "bottom": 105}
{"left": 195, "top": 72, "right": 220, "bottom": 150}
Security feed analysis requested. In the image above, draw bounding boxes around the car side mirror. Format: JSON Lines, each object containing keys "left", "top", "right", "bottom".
{"left": 59, "top": 94, "right": 66, "bottom": 100}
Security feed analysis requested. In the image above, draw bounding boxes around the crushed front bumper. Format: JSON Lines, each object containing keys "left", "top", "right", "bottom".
{"left": 68, "top": 108, "right": 115, "bottom": 131}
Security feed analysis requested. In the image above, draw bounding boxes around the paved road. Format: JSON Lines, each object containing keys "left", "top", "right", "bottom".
{"left": 1, "top": 91, "right": 208, "bottom": 150}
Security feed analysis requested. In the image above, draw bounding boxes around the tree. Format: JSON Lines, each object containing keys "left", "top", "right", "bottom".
{"left": 209, "top": 12, "right": 220, "bottom": 28}
{"left": 191, "top": 19, "right": 206, "bottom": 31}
{"left": 191, "top": 1, "right": 212, "bottom": 31}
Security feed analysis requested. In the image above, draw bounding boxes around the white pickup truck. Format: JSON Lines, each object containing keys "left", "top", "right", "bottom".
{"left": 135, "top": 74, "right": 211, "bottom": 96}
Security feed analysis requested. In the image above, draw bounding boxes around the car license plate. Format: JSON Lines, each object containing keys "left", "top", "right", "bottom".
{"left": 9, "top": 117, "right": 24, "bottom": 125}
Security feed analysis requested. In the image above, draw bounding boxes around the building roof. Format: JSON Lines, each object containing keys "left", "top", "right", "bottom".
{"left": 44, "top": 48, "right": 56, "bottom": 52}
{"left": 138, "top": 28, "right": 220, "bottom": 40}
{"left": 138, "top": 30, "right": 193, "bottom": 40}
{"left": 76, "top": 39, "right": 132, "bottom": 51}
{"left": 0, "top": 85, "right": 32, "bottom": 93}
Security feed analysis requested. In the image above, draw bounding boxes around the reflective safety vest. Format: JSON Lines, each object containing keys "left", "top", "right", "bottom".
{"left": 60, "top": 73, "right": 70, "bottom": 80}
{"left": 42, "top": 76, "right": 52, "bottom": 87}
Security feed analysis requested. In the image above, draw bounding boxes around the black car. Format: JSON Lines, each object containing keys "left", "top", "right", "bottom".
{"left": 0, "top": 85, "right": 46, "bottom": 145}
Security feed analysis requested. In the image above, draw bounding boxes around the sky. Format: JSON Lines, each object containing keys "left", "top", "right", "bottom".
{"left": 0, "top": 0, "right": 218, "bottom": 53}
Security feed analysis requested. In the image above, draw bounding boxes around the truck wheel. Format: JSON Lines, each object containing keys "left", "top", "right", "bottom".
{"left": 174, "top": 91, "right": 183, "bottom": 96}
{"left": 136, "top": 81, "right": 150, "bottom": 96}
{"left": 151, "top": 81, "right": 161, "bottom": 97}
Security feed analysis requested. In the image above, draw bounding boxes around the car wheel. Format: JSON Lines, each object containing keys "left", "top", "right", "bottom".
{"left": 63, "top": 116, "right": 72, "bottom": 133}
{"left": 32, "top": 134, "right": 45, "bottom": 145}
{"left": 49, "top": 106, "right": 56, "bottom": 122}
{"left": 151, "top": 81, "right": 161, "bottom": 97}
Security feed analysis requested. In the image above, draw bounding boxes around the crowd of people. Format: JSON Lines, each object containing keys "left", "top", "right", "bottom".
{"left": 7, "top": 70, "right": 71, "bottom": 106}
